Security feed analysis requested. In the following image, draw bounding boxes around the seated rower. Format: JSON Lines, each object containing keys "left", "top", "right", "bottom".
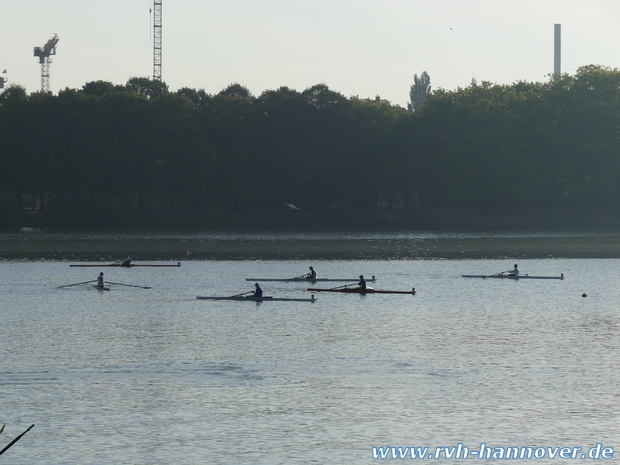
{"left": 306, "top": 266, "right": 317, "bottom": 280}
{"left": 97, "top": 272, "right": 105, "bottom": 288}
{"left": 253, "top": 282, "right": 263, "bottom": 298}
{"left": 357, "top": 275, "right": 367, "bottom": 290}
{"left": 508, "top": 264, "right": 520, "bottom": 276}
{"left": 121, "top": 254, "right": 132, "bottom": 267}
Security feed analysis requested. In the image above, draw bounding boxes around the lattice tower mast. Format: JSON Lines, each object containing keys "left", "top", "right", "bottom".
{"left": 34, "top": 34, "right": 59, "bottom": 92}
{"left": 153, "top": 0, "right": 162, "bottom": 81}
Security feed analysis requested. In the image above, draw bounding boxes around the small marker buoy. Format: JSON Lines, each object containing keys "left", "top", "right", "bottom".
{"left": 582, "top": 293, "right": 587, "bottom": 298}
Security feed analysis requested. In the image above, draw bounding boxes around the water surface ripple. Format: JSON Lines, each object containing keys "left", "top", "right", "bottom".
{"left": 0, "top": 236, "right": 617, "bottom": 464}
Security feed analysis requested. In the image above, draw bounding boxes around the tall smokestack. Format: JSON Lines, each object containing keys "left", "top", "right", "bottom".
{"left": 554, "top": 24, "right": 561, "bottom": 76}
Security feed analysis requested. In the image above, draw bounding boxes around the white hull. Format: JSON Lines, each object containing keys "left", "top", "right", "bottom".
{"left": 462, "top": 274, "right": 564, "bottom": 280}
{"left": 245, "top": 275, "right": 376, "bottom": 283}
{"left": 197, "top": 295, "right": 316, "bottom": 302}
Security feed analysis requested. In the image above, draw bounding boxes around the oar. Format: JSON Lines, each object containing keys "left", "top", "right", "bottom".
{"left": 58, "top": 280, "right": 97, "bottom": 288}
{"left": 0, "top": 424, "right": 35, "bottom": 457}
{"left": 216, "top": 291, "right": 253, "bottom": 301}
{"left": 291, "top": 273, "right": 309, "bottom": 280}
{"left": 0, "top": 425, "right": 4, "bottom": 434}
{"left": 327, "top": 283, "right": 352, "bottom": 290}
{"left": 492, "top": 269, "right": 511, "bottom": 276}
{"left": 106, "top": 281, "right": 151, "bottom": 289}
{"left": 482, "top": 270, "right": 512, "bottom": 279}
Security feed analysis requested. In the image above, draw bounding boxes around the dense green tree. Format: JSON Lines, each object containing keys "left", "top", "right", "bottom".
{"left": 3, "top": 66, "right": 620, "bottom": 230}
{"left": 81, "top": 80, "right": 121, "bottom": 98}
{"left": 125, "top": 77, "right": 169, "bottom": 99}
{"left": 408, "top": 71, "right": 431, "bottom": 113}
{"left": 176, "top": 87, "right": 212, "bottom": 109}
{"left": 218, "top": 83, "right": 252, "bottom": 99}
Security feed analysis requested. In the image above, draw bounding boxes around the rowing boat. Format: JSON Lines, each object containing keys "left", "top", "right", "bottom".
{"left": 307, "top": 287, "right": 416, "bottom": 295}
{"left": 245, "top": 275, "right": 376, "bottom": 282}
{"left": 94, "top": 285, "right": 110, "bottom": 291}
{"left": 70, "top": 262, "right": 181, "bottom": 268}
{"left": 462, "top": 274, "right": 564, "bottom": 280}
{"left": 197, "top": 295, "right": 317, "bottom": 302}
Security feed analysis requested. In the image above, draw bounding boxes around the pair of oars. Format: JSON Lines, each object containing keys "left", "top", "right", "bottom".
{"left": 58, "top": 280, "right": 150, "bottom": 289}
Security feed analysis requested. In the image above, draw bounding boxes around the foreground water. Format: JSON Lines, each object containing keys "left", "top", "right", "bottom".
{"left": 0, "top": 234, "right": 618, "bottom": 464}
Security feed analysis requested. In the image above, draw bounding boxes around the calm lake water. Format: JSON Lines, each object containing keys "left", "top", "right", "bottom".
{"left": 0, "top": 232, "right": 618, "bottom": 464}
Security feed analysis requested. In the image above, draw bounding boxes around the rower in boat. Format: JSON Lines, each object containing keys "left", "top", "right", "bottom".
{"left": 244, "top": 275, "right": 377, "bottom": 282}
{"left": 97, "top": 272, "right": 106, "bottom": 289}
{"left": 253, "top": 283, "right": 263, "bottom": 298}
{"left": 197, "top": 295, "right": 317, "bottom": 302}
{"left": 121, "top": 254, "right": 132, "bottom": 267}
{"left": 508, "top": 264, "right": 520, "bottom": 276}
{"left": 306, "top": 266, "right": 317, "bottom": 279}
{"left": 357, "top": 275, "right": 367, "bottom": 290}
{"left": 307, "top": 286, "right": 415, "bottom": 295}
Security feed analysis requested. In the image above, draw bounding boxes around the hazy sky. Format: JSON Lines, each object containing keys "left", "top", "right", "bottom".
{"left": 2, "top": 0, "right": 620, "bottom": 107}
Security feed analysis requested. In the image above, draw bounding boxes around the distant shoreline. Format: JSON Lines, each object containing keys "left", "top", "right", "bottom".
{"left": 7, "top": 206, "right": 620, "bottom": 234}
{"left": 2, "top": 231, "right": 620, "bottom": 260}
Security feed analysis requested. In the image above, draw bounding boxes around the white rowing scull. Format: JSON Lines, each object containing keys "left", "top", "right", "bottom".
{"left": 307, "top": 287, "right": 415, "bottom": 294}
{"left": 197, "top": 295, "right": 316, "bottom": 302}
{"left": 462, "top": 274, "right": 564, "bottom": 280}
{"left": 244, "top": 275, "right": 376, "bottom": 282}
{"left": 71, "top": 262, "right": 181, "bottom": 268}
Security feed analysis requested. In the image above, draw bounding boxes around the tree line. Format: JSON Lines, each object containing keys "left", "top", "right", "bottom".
{"left": 1, "top": 66, "right": 620, "bottom": 230}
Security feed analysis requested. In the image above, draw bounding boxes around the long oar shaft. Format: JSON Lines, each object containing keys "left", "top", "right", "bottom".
{"left": 0, "top": 424, "right": 35, "bottom": 457}
{"left": 216, "top": 291, "right": 253, "bottom": 301}
{"left": 58, "top": 280, "right": 96, "bottom": 288}
{"left": 327, "top": 283, "right": 351, "bottom": 290}
{"left": 106, "top": 282, "right": 151, "bottom": 289}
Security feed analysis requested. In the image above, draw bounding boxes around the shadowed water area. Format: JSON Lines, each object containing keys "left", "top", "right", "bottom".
{"left": 2, "top": 231, "right": 620, "bottom": 261}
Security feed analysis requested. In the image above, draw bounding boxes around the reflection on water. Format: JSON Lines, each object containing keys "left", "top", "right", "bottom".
{"left": 2, "top": 231, "right": 620, "bottom": 261}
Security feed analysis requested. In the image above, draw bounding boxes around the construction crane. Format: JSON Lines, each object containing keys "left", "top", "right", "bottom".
{"left": 34, "top": 34, "right": 59, "bottom": 92}
{"left": 153, "top": 0, "right": 162, "bottom": 81}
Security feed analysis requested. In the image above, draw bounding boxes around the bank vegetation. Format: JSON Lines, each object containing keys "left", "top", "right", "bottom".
{"left": 1, "top": 65, "right": 619, "bottom": 230}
